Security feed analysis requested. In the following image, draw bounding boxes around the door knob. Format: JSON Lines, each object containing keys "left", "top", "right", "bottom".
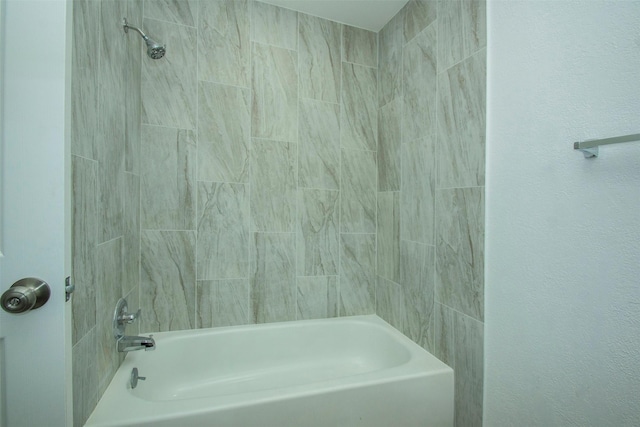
{"left": 1, "top": 278, "right": 51, "bottom": 314}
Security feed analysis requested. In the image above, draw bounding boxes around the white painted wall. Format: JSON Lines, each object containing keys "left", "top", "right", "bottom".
{"left": 485, "top": 1, "right": 640, "bottom": 425}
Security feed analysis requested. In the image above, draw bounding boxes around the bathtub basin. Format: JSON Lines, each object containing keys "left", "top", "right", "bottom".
{"left": 85, "top": 315, "right": 453, "bottom": 427}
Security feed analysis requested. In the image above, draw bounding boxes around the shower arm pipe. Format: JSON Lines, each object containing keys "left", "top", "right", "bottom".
{"left": 574, "top": 132, "right": 640, "bottom": 158}
{"left": 123, "top": 18, "right": 149, "bottom": 40}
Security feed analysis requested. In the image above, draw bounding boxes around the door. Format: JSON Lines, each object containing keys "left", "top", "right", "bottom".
{"left": 0, "top": 0, "right": 72, "bottom": 426}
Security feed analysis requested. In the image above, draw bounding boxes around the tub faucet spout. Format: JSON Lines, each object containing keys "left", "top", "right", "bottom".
{"left": 117, "top": 335, "right": 155, "bottom": 352}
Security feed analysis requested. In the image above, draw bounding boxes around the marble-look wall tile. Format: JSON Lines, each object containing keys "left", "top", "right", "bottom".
{"left": 437, "top": 50, "right": 486, "bottom": 188}
{"left": 377, "top": 192, "right": 400, "bottom": 283}
{"left": 198, "top": 0, "right": 250, "bottom": 87}
{"left": 251, "top": 1, "right": 297, "bottom": 50}
{"left": 144, "top": 0, "right": 197, "bottom": 27}
{"left": 252, "top": 43, "right": 298, "bottom": 142}
{"left": 297, "top": 189, "right": 339, "bottom": 276}
{"left": 197, "top": 182, "right": 249, "bottom": 279}
{"left": 435, "top": 187, "right": 484, "bottom": 321}
{"left": 400, "top": 240, "right": 435, "bottom": 351}
{"left": 403, "top": 0, "right": 437, "bottom": 43}
{"left": 377, "top": 98, "right": 401, "bottom": 191}
{"left": 95, "top": 237, "right": 122, "bottom": 394}
{"left": 71, "top": 156, "right": 97, "bottom": 344}
{"left": 454, "top": 311, "right": 484, "bottom": 427}
{"left": 125, "top": 0, "right": 142, "bottom": 174}
{"left": 197, "top": 279, "right": 249, "bottom": 328}
{"left": 437, "top": 0, "right": 486, "bottom": 72}
{"left": 378, "top": 10, "right": 404, "bottom": 107}
{"left": 250, "top": 139, "right": 297, "bottom": 232}
{"left": 140, "top": 125, "right": 196, "bottom": 230}
{"left": 298, "top": 98, "right": 340, "bottom": 190}
{"left": 72, "top": 330, "right": 97, "bottom": 427}
{"left": 96, "top": 0, "right": 127, "bottom": 244}
{"left": 342, "top": 25, "right": 377, "bottom": 68}
{"left": 341, "top": 62, "right": 377, "bottom": 151}
{"left": 251, "top": 233, "right": 296, "bottom": 323}
{"left": 401, "top": 137, "right": 436, "bottom": 244}
{"left": 198, "top": 82, "right": 250, "bottom": 183}
{"left": 299, "top": 14, "right": 341, "bottom": 103}
{"left": 403, "top": 23, "right": 437, "bottom": 144}
{"left": 340, "top": 233, "right": 376, "bottom": 316}
{"left": 123, "top": 173, "right": 140, "bottom": 296}
{"left": 435, "top": 302, "right": 455, "bottom": 367}
{"left": 70, "top": 0, "right": 100, "bottom": 159}
{"left": 297, "top": 276, "right": 338, "bottom": 320}
{"left": 341, "top": 148, "right": 377, "bottom": 234}
{"left": 141, "top": 230, "right": 196, "bottom": 332}
{"left": 141, "top": 18, "right": 197, "bottom": 129}
{"left": 376, "top": 275, "right": 405, "bottom": 331}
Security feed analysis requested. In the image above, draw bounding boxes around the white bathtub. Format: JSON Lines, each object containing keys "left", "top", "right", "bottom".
{"left": 85, "top": 315, "right": 453, "bottom": 427}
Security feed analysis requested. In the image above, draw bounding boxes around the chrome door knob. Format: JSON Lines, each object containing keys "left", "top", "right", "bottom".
{"left": 1, "top": 278, "right": 51, "bottom": 314}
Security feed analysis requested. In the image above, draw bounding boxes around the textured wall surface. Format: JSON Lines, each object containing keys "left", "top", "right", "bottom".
{"left": 485, "top": 1, "right": 640, "bottom": 425}
{"left": 70, "top": 0, "right": 142, "bottom": 425}
{"left": 71, "top": 1, "right": 377, "bottom": 424}
{"left": 375, "top": 1, "right": 486, "bottom": 426}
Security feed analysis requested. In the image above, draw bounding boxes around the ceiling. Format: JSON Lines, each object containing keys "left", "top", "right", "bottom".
{"left": 258, "top": 0, "right": 409, "bottom": 32}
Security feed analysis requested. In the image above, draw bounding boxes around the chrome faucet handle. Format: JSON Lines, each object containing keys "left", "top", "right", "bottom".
{"left": 118, "top": 308, "right": 141, "bottom": 324}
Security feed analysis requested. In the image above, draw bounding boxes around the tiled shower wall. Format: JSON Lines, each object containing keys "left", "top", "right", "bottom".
{"left": 70, "top": 0, "right": 143, "bottom": 425}
{"left": 71, "top": 0, "right": 378, "bottom": 424}
{"left": 71, "top": 0, "right": 486, "bottom": 426}
{"left": 136, "top": 0, "right": 378, "bottom": 330}
{"left": 375, "top": 1, "right": 486, "bottom": 426}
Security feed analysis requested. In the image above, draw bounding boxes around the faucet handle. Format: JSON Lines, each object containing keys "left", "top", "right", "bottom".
{"left": 118, "top": 308, "right": 141, "bottom": 324}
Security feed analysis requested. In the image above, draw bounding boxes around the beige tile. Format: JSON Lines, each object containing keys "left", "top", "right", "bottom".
{"left": 141, "top": 230, "right": 196, "bottom": 332}
{"left": 340, "top": 233, "right": 376, "bottom": 316}
{"left": 403, "top": 0, "right": 437, "bottom": 43}
{"left": 377, "top": 192, "right": 400, "bottom": 283}
{"left": 250, "top": 233, "right": 296, "bottom": 323}
{"left": 197, "top": 279, "right": 249, "bottom": 328}
{"left": 140, "top": 125, "right": 196, "bottom": 230}
{"left": 197, "top": 182, "right": 249, "bottom": 280}
{"left": 144, "top": 0, "right": 197, "bottom": 27}
{"left": 298, "top": 98, "right": 340, "bottom": 190}
{"left": 297, "top": 276, "right": 338, "bottom": 320}
{"left": 341, "top": 148, "right": 377, "bottom": 234}
{"left": 341, "top": 62, "right": 377, "bottom": 151}
{"left": 251, "top": 1, "right": 297, "bottom": 50}
{"left": 377, "top": 98, "right": 401, "bottom": 191}
{"left": 342, "top": 25, "right": 377, "bottom": 67}
{"left": 435, "top": 187, "right": 484, "bottom": 321}
{"left": 402, "top": 23, "right": 437, "bottom": 144}
{"left": 198, "top": 0, "right": 250, "bottom": 87}
{"left": 141, "top": 18, "right": 197, "bottom": 129}
{"left": 299, "top": 14, "right": 341, "bottom": 103}
{"left": 437, "top": 50, "right": 486, "bottom": 188}
{"left": 198, "top": 81, "right": 250, "bottom": 183}
{"left": 250, "top": 139, "right": 297, "bottom": 232}
{"left": 297, "top": 189, "right": 339, "bottom": 276}
{"left": 251, "top": 43, "right": 298, "bottom": 142}
{"left": 401, "top": 137, "right": 436, "bottom": 245}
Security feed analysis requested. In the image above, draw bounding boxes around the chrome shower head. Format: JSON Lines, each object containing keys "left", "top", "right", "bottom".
{"left": 123, "top": 18, "right": 166, "bottom": 60}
